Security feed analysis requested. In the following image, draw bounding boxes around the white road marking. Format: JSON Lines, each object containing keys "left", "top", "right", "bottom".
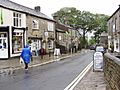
{"left": 64, "top": 61, "right": 93, "bottom": 90}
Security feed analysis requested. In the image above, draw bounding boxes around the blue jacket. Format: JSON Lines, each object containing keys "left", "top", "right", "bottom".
{"left": 20, "top": 45, "right": 32, "bottom": 64}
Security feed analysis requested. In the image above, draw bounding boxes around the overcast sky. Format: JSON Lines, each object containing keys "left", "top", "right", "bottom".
{"left": 11, "top": 0, "right": 120, "bottom": 18}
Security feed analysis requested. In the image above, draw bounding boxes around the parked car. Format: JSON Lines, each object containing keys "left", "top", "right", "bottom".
{"left": 95, "top": 46, "right": 105, "bottom": 54}
{"left": 89, "top": 45, "right": 96, "bottom": 50}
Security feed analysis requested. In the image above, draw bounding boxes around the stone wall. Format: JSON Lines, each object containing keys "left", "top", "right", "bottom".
{"left": 104, "top": 53, "right": 120, "bottom": 90}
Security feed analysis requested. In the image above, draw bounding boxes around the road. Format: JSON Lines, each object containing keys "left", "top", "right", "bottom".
{"left": 0, "top": 50, "right": 94, "bottom": 90}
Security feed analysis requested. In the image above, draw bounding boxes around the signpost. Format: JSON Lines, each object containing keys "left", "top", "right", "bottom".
{"left": 93, "top": 52, "right": 103, "bottom": 71}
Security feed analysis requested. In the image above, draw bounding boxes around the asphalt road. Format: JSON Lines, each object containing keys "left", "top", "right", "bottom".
{"left": 0, "top": 50, "right": 94, "bottom": 90}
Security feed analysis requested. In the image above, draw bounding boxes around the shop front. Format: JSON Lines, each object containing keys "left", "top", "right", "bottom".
{"left": 11, "top": 27, "right": 26, "bottom": 57}
{"left": 0, "top": 26, "right": 26, "bottom": 59}
{"left": 0, "top": 26, "right": 9, "bottom": 59}
{"left": 0, "top": 27, "right": 9, "bottom": 58}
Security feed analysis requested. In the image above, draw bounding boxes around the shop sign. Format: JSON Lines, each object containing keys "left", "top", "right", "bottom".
{"left": 93, "top": 52, "right": 103, "bottom": 71}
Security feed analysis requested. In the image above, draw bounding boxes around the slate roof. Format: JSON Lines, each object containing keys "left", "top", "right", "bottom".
{"left": 56, "top": 22, "right": 68, "bottom": 31}
{"left": 0, "top": 0, "right": 54, "bottom": 21}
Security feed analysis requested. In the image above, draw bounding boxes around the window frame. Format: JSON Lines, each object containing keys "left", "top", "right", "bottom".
{"left": 12, "top": 29, "right": 24, "bottom": 54}
{"left": 13, "top": 12, "right": 22, "bottom": 27}
{"left": 32, "top": 20, "right": 39, "bottom": 29}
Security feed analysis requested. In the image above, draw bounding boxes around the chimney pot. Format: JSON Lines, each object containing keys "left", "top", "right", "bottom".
{"left": 34, "top": 6, "right": 41, "bottom": 12}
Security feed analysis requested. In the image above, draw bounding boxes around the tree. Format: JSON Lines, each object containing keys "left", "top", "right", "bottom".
{"left": 94, "top": 14, "right": 109, "bottom": 43}
{"left": 76, "top": 11, "right": 97, "bottom": 47}
{"left": 53, "top": 7, "right": 81, "bottom": 25}
{"left": 53, "top": 8, "right": 96, "bottom": 47}
{"left": 53, "top": 7, "right": 109, "bottom": 48}
{"left": 89, "top": 37, "right": 96, "bottom": 45}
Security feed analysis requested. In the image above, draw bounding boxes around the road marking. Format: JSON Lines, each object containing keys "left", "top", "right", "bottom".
{"left": 64, "top": 61, "right": 93, "bottom": 90}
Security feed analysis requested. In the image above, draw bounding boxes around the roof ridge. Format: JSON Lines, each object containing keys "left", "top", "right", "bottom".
{"left": 0, "top": 0, "right": 54, "bottom": 21}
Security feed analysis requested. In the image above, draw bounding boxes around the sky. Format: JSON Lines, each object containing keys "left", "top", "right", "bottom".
{"left": 11, "top": 0, "right": 120, "bottom": 18}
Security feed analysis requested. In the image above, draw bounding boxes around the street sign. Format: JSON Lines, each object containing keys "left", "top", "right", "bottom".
{"left": 93, "top": 52, "right": 103, "bottom": 71}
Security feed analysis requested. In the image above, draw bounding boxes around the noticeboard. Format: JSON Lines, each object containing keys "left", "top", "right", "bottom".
{"left": 93, "top": 52, "right": 103, "bottom": 71}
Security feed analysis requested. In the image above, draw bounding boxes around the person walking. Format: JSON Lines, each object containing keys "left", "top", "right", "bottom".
{"left": 20, "top": 45, "right": 32, "bottom": 70}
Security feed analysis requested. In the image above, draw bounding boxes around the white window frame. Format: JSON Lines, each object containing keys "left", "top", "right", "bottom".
{"left": 31, "top": 39, "right": 41, "bottom": 51}
{"left": 32, "top": 20, "right": 39, "bottom": 29}
{"left": 13, "top": 12, "right": 22, "bottom": 27}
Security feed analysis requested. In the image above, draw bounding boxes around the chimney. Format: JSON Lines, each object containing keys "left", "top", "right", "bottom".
{"left": 34, "top": 6, "right": 41, "bottom": 12}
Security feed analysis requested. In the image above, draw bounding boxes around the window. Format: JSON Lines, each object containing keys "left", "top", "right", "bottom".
{"left": 12, "top": 29, "right": 24, "bottom": 54}
{"left": 59, "top": 36, "right": 62, "bottom": 40}
{"left": 116, "top": 42, "right": 118, "bottom": 49}
{"left": 48, "top": 41, "right": 53, "bottom": 49}
{"left": 31, "top": 40, "right": 41, "bottom": 51}
{"left": 48, "top": 22, "right": 54, "bottom": 31}
{"left": 0, "top": 33, "right": 7, "bottom": 49}
{"left": 116, "top": 38, "right": 119, "bottom": 49}
{"left": 13, "top": 12, "right": 22, "bottom": 27}
{"left": 32, "top": 20, "right": 39, "bottom": 29}
{"left": 112, "top": 24, "right": 115, "bottom": 32}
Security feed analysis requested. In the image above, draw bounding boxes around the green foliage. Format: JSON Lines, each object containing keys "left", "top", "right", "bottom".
{"left": 77, "top": 11, "right": 96, "bottom": 32}
{"left": 53, "top": 7, "right": 80, "bottom": 25}
{"left": 77, "top": 11, "right": 97, "bottom": 48}
{"left": 89, "top": 37, "right": 96, "bottom": 45}
{"left": 79, "top": 36, "right": 88, "bottom": 49}
{"left": 94, "top": 14, "right": 109, "bottom": 43}
{"left": 27, "top": 39, "right": 32, "bottom": 44}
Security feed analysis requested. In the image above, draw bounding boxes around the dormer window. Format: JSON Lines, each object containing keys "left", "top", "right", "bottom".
{"left": 32, "top": 20, "right": 39, "bottom": 29}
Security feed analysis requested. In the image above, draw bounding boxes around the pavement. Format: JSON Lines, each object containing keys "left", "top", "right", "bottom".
{"left": 0, "top": 49, "right": 106, "bottom": 90}
{"left": 73, "top": 68, "right": 106, "bottom": 90}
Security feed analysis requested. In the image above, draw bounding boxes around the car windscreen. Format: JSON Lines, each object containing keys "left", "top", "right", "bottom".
{"left": 96, "top": 46, "right": 104, "bottom": 52}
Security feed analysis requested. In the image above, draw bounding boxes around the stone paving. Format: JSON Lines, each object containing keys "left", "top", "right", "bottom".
{"left": 73, "top": 68, "right": 106, "bottom": 90}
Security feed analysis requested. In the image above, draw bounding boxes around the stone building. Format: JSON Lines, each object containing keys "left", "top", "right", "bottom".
{"left": 107, "top": 5, "right": 120, "bottom": 53}
{"left": 0, "top": 0, "right": 55, "bottom": 59}
{"left": 53, "top": 16, "right": 79, "bottom": 54}
{"left": 99, "top": 31, "right": 108, "bottom": 49}
{"left": 26, "top": 6, "right": 55, "bottom": 56}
